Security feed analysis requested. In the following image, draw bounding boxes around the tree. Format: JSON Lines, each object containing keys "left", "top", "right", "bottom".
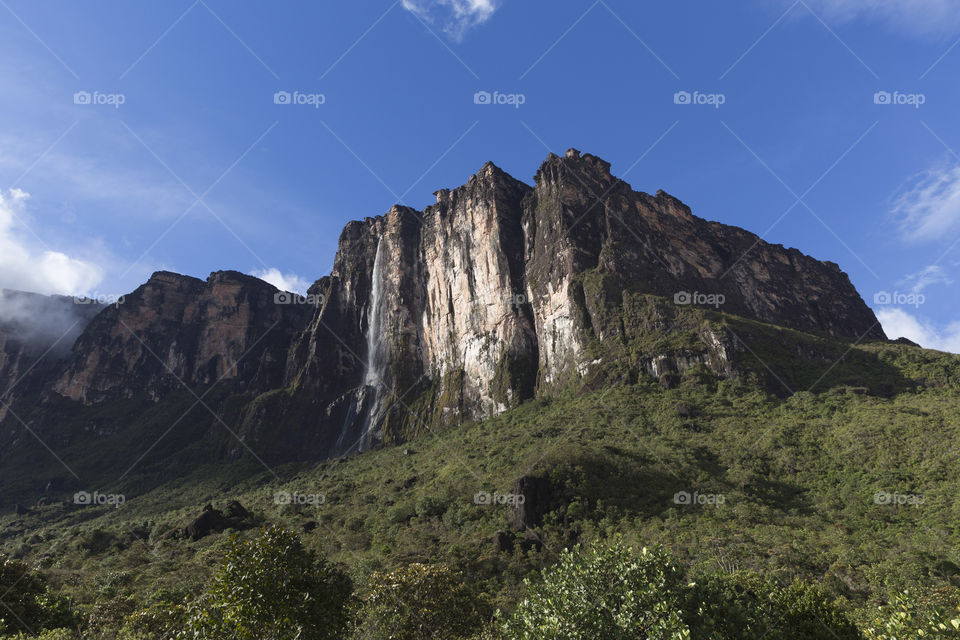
{"left": 176, "top": 525, "right": 352, "bottom": 640}
{"left": 354, "top": 563, "right": 488, "bottom": 640}
{"left": 689, "top": 573, "right": 860, "bottom": 640}
{"left": 863, "top": 589, "right": 960, "bottom": 639}
{"left": 0, "top": 555, "right": 47, "bottom": 635}
{"left": 501, "top": 542, "right": 692, "bottom": 640}
{"left": 499, "top": 540, "right": 861, "bottom": 640}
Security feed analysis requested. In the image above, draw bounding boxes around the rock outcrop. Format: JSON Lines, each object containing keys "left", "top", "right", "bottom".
{"left": 53, "top": 271, "right": 312, "bottom": 404}
{"left": 0, "top": 290, "right": 102, "bottom": 421}
{"left": 275, "top": 149, "right": 883, "bottom": 456}
{"left": 0, "top": 149, "right": 887, "bottom": 492}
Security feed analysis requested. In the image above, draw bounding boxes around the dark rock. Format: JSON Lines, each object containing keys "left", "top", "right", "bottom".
{"left": 519, "top": 531, "right": 543, "bottom": 552}
{"left": 184, "top": 508, "right": 230, "bottom": 541}
{"left": 493, "top": 530, "right": 515, "bottom": 552}
{"left": 183, "top": 501, "right": 251, "bottom": 541}
{"left": 223, "top": 500, "right": 250, "bottom": 520}
{"left": 509, "top": 475, "right": 553, "bottom": 531}
{"left": 893, "top": 337, "right": 920, "bottom": 347}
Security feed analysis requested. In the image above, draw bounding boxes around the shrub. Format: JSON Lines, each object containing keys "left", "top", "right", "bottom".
{"left": 690, "top": 573, "right": 860, "bottom": 639}
{"left": 177, "top": 525, "right": 352, "bottom": 640}
{"left": 354, "top": 563, "right": 488, "bottom": 640}
{"left": 0, "top": 555, "right": 47, "bottom": 634}
{"left": 500, "top": 541, "right": 861, "bottom": 640}
{"left": 863, "top": 589, "right": 960, "bottom": 639}
{"left": 500, "top": 542, "right": 692, "bottom": 639}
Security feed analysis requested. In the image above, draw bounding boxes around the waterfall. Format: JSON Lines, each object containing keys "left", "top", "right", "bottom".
{"left": 359, "top": 238, "right": 388, "bottom": 451}
{"left": 365, "top": 238, "right": 387, "bottom": 390}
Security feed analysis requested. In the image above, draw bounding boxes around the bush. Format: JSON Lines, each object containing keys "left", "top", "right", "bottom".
{"left": 690, "top": 573, "right": 860, "bottom": 639}
{"left": 863, "top": 589, "right": 960, "bottom": 639}
{"left": 501, "top": 542, "right": 692, "bottom": 639}
{"left": 354, "top": 563, "right": 488, "bottom": 640}
{"left": 500, "top": 541, "right": 861, "bottom": 640}
{"left": 0, "top": 555, "right": 47, "bottom": 635}
{"left": 0, "top": 630, "right": 76, "bottom": 640}
{"left": 173, "top": 525, "right": 352, "bottom": 640}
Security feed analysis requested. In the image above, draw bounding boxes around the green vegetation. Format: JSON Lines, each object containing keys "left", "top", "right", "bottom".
{"left": 1, "top": 295, "right": 959, "bottom": 638}
{"left": 121, "top": 525, "right": 352, "bottom": 640}
{"left": 354, "top": 562, "right": 488, "bottom": 639}
{"left": 499, "top": 540, "right": 861, "bottom": 639}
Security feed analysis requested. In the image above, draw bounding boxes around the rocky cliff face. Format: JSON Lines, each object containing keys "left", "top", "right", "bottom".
{"left": 0, "top": 290, "right": 101, "bottom": 421}
{"left": 52, "top": 271, "right": 312, "bottom": 404}
{"left": 0, "top": 149, "right": 886, "bottom": 481}
{"left": 276, "top": 149, "right": 883, "bottom": 456}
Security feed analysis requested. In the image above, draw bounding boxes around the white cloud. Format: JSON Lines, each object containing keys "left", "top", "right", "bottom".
{"left": 0, "top": 189, "right": 104, "bottom": 295}
{"left": 898, "top": 264, "right": 953, "bottom": 293}
{"left": 891, "top": 163, "right": 960, "bottom": 243}
{"left": 251, "top": 268, "right": 312, "bottom": 294}
{"left": 402, "top": 0, "right": 501, "bottom": 41}
{"left": 802, "top": 0, "right": 960, "bottom": 38}
{"left": 877, "top": 308, "right": 960, "bottom": 353}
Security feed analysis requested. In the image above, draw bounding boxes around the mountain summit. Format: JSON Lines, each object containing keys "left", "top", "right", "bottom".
{"left": 0, "top": 150, "right": 886, "bottom": 501}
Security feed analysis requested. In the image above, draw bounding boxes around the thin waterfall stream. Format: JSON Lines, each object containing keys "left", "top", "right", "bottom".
{"left": 359, "top": 238, "right": 388, "bottom": 451}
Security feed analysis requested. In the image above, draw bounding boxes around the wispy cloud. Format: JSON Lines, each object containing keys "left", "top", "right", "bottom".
{"left": 801, "top": 0, "right": 960, "bottom": 38}
{"left": 877, "top": 307, "right": 960, "bottom": 353}
{"left": 402, "top": 0, "right": 501, "bottom": 41}
{"left": 891, "top": 162, "right": 960, "bottom": 243}
{"left": 0, "top": 188, "right": 104, "bottom": 295}
{"left": 898, "top": 264, "right": 953, "bottom": 293}
{"left": 251, "top": 268, "right": 312, "bottom": 294}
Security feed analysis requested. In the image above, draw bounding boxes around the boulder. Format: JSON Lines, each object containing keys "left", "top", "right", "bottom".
{"left": 183, "top": 500, "right": 251, "bottom": 541}
{"left": 492, "top": 530, "right": 515, "bottom": 552}
{"left": 509, "top": 475, "right": 553, "bottom": 531}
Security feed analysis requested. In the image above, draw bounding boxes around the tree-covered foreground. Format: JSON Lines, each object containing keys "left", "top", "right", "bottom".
{"left": 3, "top": 525, "right": 959, "bottom": 639}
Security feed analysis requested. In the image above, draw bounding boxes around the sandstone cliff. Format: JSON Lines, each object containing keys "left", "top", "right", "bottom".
{"left": 0, "top": 150, "right": 886, "bottom": 478}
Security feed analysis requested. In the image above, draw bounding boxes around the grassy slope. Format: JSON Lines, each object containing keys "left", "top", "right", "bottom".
{"left": 1, "top": 317, "right": 958, "bottom": 628}
{"left": 1, "top": 279, "right": 959, "bottom": 633}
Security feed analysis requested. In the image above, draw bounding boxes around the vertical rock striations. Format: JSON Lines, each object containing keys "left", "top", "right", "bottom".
{"left": 0, "top": 149, "right": 887, "bottom": 473}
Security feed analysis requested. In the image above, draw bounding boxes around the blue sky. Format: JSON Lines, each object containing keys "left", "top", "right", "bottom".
{"left": 1, "top": 0, "right": 959, "bottom": 350}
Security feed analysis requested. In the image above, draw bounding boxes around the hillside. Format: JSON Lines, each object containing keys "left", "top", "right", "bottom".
{"left": 0, "top": 150, "right": 890, "bottom": 508}
{"left": 1, "top": 300, "right": 957, "bottom": 637}
{"left": 1, "top": 150, "right": 957, "bottom": 638}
